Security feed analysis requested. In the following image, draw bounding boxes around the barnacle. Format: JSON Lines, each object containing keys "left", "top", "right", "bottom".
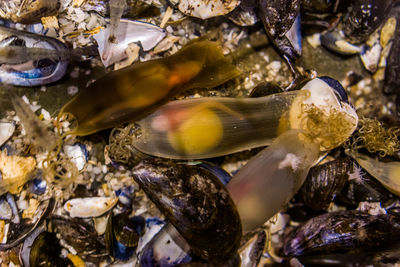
{"left": 350, "top": 117, "right": 400, "bottom": 157}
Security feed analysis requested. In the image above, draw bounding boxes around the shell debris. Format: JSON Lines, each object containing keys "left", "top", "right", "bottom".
{"left": 0, "top": 150, "right": 36, "bottom": 195}
{"left": 63, "top": 197, "right": 118, "bottom": 218}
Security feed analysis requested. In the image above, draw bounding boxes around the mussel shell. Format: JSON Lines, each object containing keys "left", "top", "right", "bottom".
{"left": 28, "top": 231, "right": 72, "bottom": 267}
{"left": 284, "top": 210, "right": 400, "bottom": 256}
{"left": 139, "top": 223, "right": 193, "bottom": 266}
{"left": 228, "top": 0, "right": 259, "bottom": 26}
{"left": 301, "top": 0, "right": 342, "bottom": 13}
{"left": 383, "top": 7, "right": 400, "bottom": 95}
{"left": 49, "top": 216, "right": 107, "bottom": 262}
{"left": 239, "top": 229, "right": 266, "bottom": 267}
{"left": 258, "top": 0, "right": 300, "bottom": 38}
{"left": 105, "top": 213, "right": 142, "bottom": 261}
{"left": 296, "top": 157, "right": 352, "bottom": 210}
{"left": 132, "top": 158, "right": 242, "bottom": 262}
{"left": 337, "top": 170, "right": 397, "bottom": 208}
{"left": 0, "top": 198, "right": 54, "bottom": 251}
{"left": 0, "top": 25, "right": 68, "bottom": 86}
{"left": 343, "top": 0, "right": 395, "bottom": 43}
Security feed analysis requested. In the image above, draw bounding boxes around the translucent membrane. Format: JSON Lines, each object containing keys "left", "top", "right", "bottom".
{"left": 133, "top": 92, "right": 303, "bottom": 159}
{"left": 133, "top": 78, "right": 358, "bottom": 159}
{"left": 58, "top": 38, "right": 239, "bottom": 136}
{"left": 348, "top": 151, "right": 400, "bottom": 197}
{"left": 227, "top": 130, "right": 320, "bottom": 230}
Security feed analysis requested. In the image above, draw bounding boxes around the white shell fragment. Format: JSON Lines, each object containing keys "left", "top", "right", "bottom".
{"left": 171, "top": 0, "right": 240, "bottom": 19}
{"left": 94, "top": 19, "right": 166, "bottom": 67}
{"left": 64, "top": 144, "right": 87, "bottom": 171}
{"left": 360, "top": 42, "right": 382, "bottom": 73}
{"left": 0, "top": 122, "right": 15, "bottom": 147}
{"left": 64, "top": 197, "right": 118, "bottom": 218}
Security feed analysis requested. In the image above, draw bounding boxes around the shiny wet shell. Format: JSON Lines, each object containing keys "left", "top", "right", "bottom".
{"left": 132, "top": 158, "right": 242, "bottom": 262}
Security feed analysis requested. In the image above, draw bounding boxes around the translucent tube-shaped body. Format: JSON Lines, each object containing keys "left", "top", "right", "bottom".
{"left": 58, "top": 38, "right": 238, "bottom": 136}
{"left": 348, "top": 151, "right": 400, "bottom": 197}
{"left": 133, "top": 92, "right": 303, "bottom": 159}
{"left": 133, "top": 78, "right": 358, "bottom": 159}
{"left": 227, "top": 130, "right": 320, "bottom": 230}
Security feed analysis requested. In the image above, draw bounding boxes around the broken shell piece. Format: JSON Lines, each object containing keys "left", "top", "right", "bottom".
{"left": 170, "top": 0, "right": 240, "bottom": 19}
{"left": 0, "top": 150, "right": 36, "bottom": 195}
{"left": 113, "top": 43, "right": 140, "bottom": 70}
{"left": 153, "top": 35, "right": 180, "bottom": 54}
{"left": 0, "top": 198, "right": 12, "bottom": 220}
{"left": 93, "top": 19, "right": 166, "bottom": 67}
{"left": 64, "top": 197, "right": 118, "bottom": 218}
{"left": 0, "top": 220, "right": 9, "bottom": 244}
{"left": 0, "top": 122, "right": 15, "bottom": 147}
{"left": 64, "top": 143, "right": 88, "bottom": 171}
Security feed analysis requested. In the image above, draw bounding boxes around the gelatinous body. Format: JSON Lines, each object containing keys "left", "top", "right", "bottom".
{"left": 226, "top": 78, "right": 358, "bottom": 230}
{"left": 348, "top": 151, "right": 400, "bottom": 197}
{"left": 0, "top": 25, "right": 68, "bottom": 86}
{"left": 8, "top": 89, "right": 57, "bottom": 151}
{"left": 59, "top": 38, "right": 239, "bottom": 135}
{"left": 132, "top": 78, "right": 358, "bottom": 159}
{"left": 133, "top": 92, "right": 301, "bottom": 159}
{"left": 227, "top": 130, "right": 320, "bottom": 230}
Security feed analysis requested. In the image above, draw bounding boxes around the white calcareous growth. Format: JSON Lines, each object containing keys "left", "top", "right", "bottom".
{"left": 64, "top": 197, "right": 118, "bottom": 218}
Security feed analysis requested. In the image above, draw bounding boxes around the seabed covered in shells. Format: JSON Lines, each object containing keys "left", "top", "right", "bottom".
{"left": 0, "top": 0, "right": 400, "bottom": 266}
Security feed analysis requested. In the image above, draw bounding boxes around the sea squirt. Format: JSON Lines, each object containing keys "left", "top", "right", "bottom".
{"left": 131, "top": 77, "right": 357, "bottom": 159}
{"left": 226, "top": 78, "right": 358, "bottom": 230}
{"left": 58, "top": 38, "right": 239, "bottom": 136}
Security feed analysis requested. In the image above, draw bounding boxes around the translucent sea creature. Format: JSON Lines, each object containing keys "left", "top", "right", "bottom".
{"left": 58, "top": 38, "right": 239, "bottom": 136}
{"left": 226, "top": 78, "right": 358, "bottom": 230}
{"left": 132, "top": 77, "right": 357, "bottom": 159}
{"left": 8, "top": 89, "right": 57, "bottom": 152}
{"left": 347, "top": 151, "right": 400, "bottom": 197}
